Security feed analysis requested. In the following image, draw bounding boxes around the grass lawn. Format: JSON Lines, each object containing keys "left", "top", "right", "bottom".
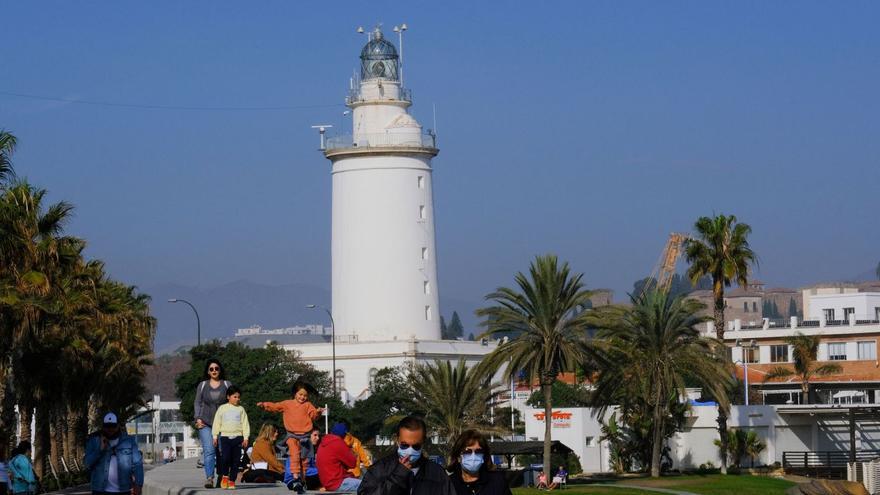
{"left": 514, "top": 489, "right": 651, "bottom": 495}
{"left": 513, "top": 474, "right": 796, "bottom": 495}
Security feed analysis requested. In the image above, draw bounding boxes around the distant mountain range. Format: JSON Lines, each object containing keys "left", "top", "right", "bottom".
{"left": 147, "top": 280, "right": 484, "bottom": 355}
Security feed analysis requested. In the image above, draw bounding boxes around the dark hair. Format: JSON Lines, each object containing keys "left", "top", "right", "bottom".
{"left": 396, "top": 416, "right": 427, "bottom": 436}
{"left": 226, "top": 385, "right": 241, "bottom": 397}
{"left": 447, "top": 429, "right": 494, "bottom": 472}
{"left": 12, "top": 441, "right": 32, "bottom": 457}
{"left": 291, "top": 380, "right": 316, "bottom": 396}
{"left": 203, "top": 359, "right": 225, "bottom": 380}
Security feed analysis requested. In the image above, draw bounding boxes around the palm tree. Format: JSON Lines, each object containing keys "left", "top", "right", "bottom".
{"left": 0, "top": 130, "right": 16, "bottom": 185}
{"left": 590, "top": 290, "right": 732, "bottom": 477}
{"left": 743, "top": 430, "right": 765, "bottom": 468}
{"left": 684, "top": 213, "right": 756, "bottom": 474}
{"left": 408, "top": 359, "right": 502, "bottom": 453}
{"left": 763, "top": 333, "right": 841, "bottom": 404}
{"left": 476, "top": 254, "right": 597, "bottom": 478}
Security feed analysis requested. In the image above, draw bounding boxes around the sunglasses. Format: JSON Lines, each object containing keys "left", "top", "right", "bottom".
{"left": 461, "top": 448, "right": 484, "bottom": 455}
{"left": 208, "top": 367, "right": 220, "bottom": 372}
{"left": 399, "top": 442, "right": 423, "bottom": 451}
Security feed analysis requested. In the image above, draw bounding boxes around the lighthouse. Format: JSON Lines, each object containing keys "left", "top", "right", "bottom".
{"left": 322, "top": 27, "right": 441, "bottom": 342}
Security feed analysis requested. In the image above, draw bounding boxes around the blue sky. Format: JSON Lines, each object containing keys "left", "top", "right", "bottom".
{"left": 2, "top": 1, "right": 878, "bottom": 305}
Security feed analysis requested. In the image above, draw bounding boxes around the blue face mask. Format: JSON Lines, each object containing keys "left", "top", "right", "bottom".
{"left": 398, "top": 446, "right": 421, "bottom": 463}
{"left": 461, "top": 453, "right": 484, "bottom": 474}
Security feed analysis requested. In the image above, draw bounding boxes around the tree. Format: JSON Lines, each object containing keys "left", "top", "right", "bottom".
{"left": 526, "top": 381, "right": 591, "bottom": 408}
{"left": 408, "top": 359, "right": 502, "bottom": 453}
{"left": 763, "top": 333, "right": 841, "bottom": 404}
{"left": 448, "top": 311, "right": 465, "bottom": 339}
{"left": 788, "top": 298, "right": 798, "bottom": 319}
{"left": 714, "top": 429, "right": 765, "bottom": 468}
{"left": 476, "top": 254, "right": 597, "bottom": 477}
{"left": 876, "top": 261, "right": 880, "bottom": 281}
{"left": 0, "top": 130, "right": 16, "bottom": 185}
{"left": 347, "top": 367, "right": 412, "bottom": 440}
{"left": 684, "top": 213, "right": 756, "bottom": 474}
{"left": 440, "top": 315, "right": 448, "bottom": 339}
{"left": 589, "top": 290, "right": 732, "bottom": 477}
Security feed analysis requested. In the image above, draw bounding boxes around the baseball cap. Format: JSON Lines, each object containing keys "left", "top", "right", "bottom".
{"left": 330, "top": 422, "right": 348, "bottom": 437}
{"left": 103, "top": 412, "right": 119, "bottom": 425}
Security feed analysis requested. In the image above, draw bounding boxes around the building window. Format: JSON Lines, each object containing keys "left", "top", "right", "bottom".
{"left": 419, "top": 205, "right": 426, "bottom": 220}
{"left": 823, "top": 309, "right": 835, "bottom": 321}
{"left": 752, "top": 302, "right": 758, "bottom": 313}
{"left": 417, "top": 176, "right": 425, "bottom": 189}
{"left": 828, "top": 342, "right": 847, "bottom": 361}
{"left": 423, "top": 281, "right": 430, "bottom": 295}
{"left": 843, "top": 307, "right": 855, "bottom": 321}
{"left": 421, "top": 247, "right": 428, "bottom": 260}
{"left": 368, "top": 368, "right": 379, "bottom": 390}
{"left": 744, "top": 347, "right": 759, "bottom": 364}
{"left": 858, "top": 341, "right": 877, "bottom": 360}
{"left": 425, "top": 305, "right": 432, "bottom": 321}
{"left": 334, "top": 369, "right": 345, "bottom": 391}
{"left": 743, "top": 302, "right": 749, "bottom": 312}
{"left": 771, "top": 345, "right": 789, "bottom": 363}
{"left": 875, "top": 307, "right": 880, "bottom": 321}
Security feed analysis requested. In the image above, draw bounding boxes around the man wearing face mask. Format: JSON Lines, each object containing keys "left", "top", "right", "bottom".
{"left": 358, "top": 416, "right": 454, "bottom": 495}
{"left": 84, "top": 412, "right": 144, "bottom": 495}
{"left": 447, "top": 430, "right": 510, "bottom": 495}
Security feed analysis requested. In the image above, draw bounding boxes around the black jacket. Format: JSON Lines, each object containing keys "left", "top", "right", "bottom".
{"left": 358, "top": 455, "right": 455, "bottom": 495}
{"left": 449, "top": 468, "right": 511, "bottom": 495}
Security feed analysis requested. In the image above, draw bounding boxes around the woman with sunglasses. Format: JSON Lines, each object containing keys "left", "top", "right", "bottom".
{"left": 447, "top": 430, "right": 510, "bottom": 495}
{"left": 194, "top": 359, "right": 233, "bottom": 488}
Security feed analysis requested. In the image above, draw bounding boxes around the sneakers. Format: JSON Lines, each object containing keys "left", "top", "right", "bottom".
{"left": 204, "top": 478, "right": 214, "bottom": 489}
{"left": 286, "top": 479, "right": 305, "bottom": 494}
{"left": 220, "top": 476, "right": 229, "bottom": 489}
{"left": 227, "top": 481, "right": 236, "bottom": 490}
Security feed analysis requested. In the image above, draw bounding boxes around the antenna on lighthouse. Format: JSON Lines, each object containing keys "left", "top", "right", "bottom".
{"left": 311, "top": 124, "right": 333, "bottom": 151}
{"left": 393, "top": 23, "right": 407, "bottom": 87}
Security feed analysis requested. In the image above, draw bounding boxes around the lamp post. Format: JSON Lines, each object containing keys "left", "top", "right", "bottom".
{"left": 307, "top": 304, "right": 336, "bottom": 398}
{"left": 735, "top": 339, "right": 757, "bottom": 406}
{"left": 168, "top": 298, "right": 200, "bottom": 346}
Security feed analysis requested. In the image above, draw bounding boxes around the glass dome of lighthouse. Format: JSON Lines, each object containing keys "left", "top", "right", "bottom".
{"left": 360, "top": 27, "right": 399, "bottom": 81}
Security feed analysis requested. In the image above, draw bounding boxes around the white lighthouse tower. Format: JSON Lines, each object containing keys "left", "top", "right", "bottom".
{"left": 322, "top": 27, "right": 441, "bottom": 342}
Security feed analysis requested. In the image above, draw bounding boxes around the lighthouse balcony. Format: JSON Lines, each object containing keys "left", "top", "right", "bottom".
{"left": 346, "top": 86, "right": 412, "bottom": 106}
{"left": 324, "top": 131, "right": 438, "bottom": 157}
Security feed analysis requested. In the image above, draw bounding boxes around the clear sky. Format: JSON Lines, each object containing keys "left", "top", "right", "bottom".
{"left": 2, "top": 1, "right": 878, "bottom": 304}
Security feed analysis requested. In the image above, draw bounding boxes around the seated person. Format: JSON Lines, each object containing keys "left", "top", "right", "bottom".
{"left": 549, "top": 465, "right": 567, "bottom": 490}
{"left": 301, "top": 428, "right": 322, "bottom": 490}
{"left": 242, "top": 424, "right": 285, "bottom": 483}
{"left": 536, "top": 471, "right": 548, "bottom": 490}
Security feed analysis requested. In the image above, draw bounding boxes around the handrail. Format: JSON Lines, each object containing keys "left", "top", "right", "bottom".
{"left": 326, "top": 132, "right": 437, "bottom": 151}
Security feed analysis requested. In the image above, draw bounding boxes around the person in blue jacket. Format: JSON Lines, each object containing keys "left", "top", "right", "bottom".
{"left": 85, "top": 412, "right": 144, "bottom": 495}
{"left": 7, "top": 442, "right": 37, "bottom": 495}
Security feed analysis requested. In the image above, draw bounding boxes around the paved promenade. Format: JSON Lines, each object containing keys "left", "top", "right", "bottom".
{"left": 143, "top": 458, "right": 351, "bottom": 495}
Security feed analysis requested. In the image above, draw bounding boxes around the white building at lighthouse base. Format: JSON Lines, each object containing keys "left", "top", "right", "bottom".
{"left": 281, "top": 338, "right": 499, "bottom": 404}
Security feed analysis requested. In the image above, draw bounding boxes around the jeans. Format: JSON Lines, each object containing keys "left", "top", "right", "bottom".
{"left": 198, "top": 425, "right": 216, "bottom": 479}
{"left": 337, "top": 478, "right": 362, "bottom": 492}
{"left": 217, "top": 436, "right": 243, "bottom": 481}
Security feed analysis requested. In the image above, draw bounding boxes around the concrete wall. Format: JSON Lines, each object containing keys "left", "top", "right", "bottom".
{"left": 807, "top": 293, "right": 880, "bottom": 321}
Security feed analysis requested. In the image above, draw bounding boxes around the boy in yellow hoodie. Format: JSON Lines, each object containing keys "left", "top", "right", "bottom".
{"left": 212, "top": 386, "right": 250, "bottom": 489}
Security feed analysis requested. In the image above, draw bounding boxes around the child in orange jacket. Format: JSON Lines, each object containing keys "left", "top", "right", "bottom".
{"left": 257, "top": 381, "right": 324, "bottom": 490}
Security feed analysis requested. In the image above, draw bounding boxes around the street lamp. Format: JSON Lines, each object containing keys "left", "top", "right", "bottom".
{"left": 307, "top": 304, "right": 336, "bottom": 398}
{"left": 735, "top": 339, "right": 757, "bottom": 406}
{"left": 168, "top": 298, "right": 201, "bottom": 346}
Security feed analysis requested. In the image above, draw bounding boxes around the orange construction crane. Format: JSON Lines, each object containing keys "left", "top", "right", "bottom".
{"left": 645, "top": 232, "right": 691, "bottom": 294}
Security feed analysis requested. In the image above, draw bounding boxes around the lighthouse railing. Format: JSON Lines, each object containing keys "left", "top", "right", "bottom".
{"left": 325, "top": 131, "right": 436, "bottom": 151}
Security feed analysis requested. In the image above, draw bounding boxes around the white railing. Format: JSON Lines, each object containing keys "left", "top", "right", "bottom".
{"left": 849, "top": 459, "right": 880, "bottom": 494}
{"left": 326, "top": 132, "right": 437, "bottom": 151}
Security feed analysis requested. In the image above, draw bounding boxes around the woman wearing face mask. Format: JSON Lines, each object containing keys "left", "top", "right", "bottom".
{"left": 447, "top": 430, "right": 511, "bottom": 495}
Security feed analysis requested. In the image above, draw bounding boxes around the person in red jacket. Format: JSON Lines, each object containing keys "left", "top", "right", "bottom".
{"left": 317, "top": 423, "right": 360, "bottom": 492}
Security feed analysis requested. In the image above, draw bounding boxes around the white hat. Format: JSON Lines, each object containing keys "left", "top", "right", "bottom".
{"left": 103, "top": 412, "right": 119, "bottom": 425}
